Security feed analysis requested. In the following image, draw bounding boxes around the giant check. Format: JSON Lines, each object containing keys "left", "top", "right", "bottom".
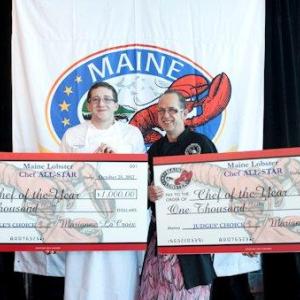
{"left": 154, "top": 148, "right": 300, "bottom": 254}
{"left": 0, "top": 153, "right": 148, "bottom": 251}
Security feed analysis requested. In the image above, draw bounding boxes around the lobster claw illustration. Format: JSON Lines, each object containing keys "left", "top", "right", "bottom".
{"left": 184, "top": 72, "right": 231, "bottom": 126}
{"left": 129, "top": 72, "right": 231, "bottom": 144}
{"left": 174, "top": 170, "right": 193, "bottom": 185}
{"left": 169, "top": 74, "right": 209, "bottom": 98}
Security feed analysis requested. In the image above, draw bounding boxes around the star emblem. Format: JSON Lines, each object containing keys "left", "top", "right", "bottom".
{"left": 63, "top": 86, "right": 73, "bottom": 96}
{"left": 75, "top": 76, "right": 82, "bottom": 83}
{"left": 61, "top": 118, "right": 70, "bottom": 126}
{"left": 59, "top": 100, "right": 71, "bottom": 111}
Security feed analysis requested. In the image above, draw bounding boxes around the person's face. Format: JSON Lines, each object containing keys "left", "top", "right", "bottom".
{"left": 157, "top": 93, "right": 187, "bottom": 138}
{"left": 87, "top": 87, "right": 118, "bottom": 124}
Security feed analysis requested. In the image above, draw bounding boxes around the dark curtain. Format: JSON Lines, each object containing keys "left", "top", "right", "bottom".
{"left": 263, "top": 0, "right": 300, "bottom": 299}
{"left": 264, "top": 0, "right": 300, "bottom": 149}
{"left": 0, "top": 0, "right": 300, "bottom": 299}
{"left": 0, "top": 1, "right": 25, "bottom": 300}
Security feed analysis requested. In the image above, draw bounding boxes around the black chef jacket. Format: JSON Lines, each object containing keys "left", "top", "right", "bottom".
{"left": 147, "top": 128, "right": 217, "bottom": 289}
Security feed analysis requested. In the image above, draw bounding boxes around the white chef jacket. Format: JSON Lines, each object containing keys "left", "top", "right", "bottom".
{"left": 63, "top": 121, "right": 146, "bottom": 300}
{"left": 15, "top": 121, "right": 146, "bottom": 291}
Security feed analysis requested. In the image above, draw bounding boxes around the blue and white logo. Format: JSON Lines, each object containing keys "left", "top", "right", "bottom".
{"left": 46, "top": 44, "right": 231, "bottom": 146}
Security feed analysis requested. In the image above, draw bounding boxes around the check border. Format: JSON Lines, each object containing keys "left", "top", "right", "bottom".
{"left": 154, "top": 147, "right": 300, "bottom": 254}
{"left": 0, "top": 152, "right": 148, "bottom": 251}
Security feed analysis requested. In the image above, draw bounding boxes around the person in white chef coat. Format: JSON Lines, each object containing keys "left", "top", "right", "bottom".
{"left": 16, "top": 81, "right": 146, "bottom": 300}
{"left": 61, "top": 81, "right": 145, "bottom": 300}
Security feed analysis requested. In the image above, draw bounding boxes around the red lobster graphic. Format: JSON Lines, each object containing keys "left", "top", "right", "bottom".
{"left": 174, "top": 170, "right": 193, "bottom": 186}
{"left": 129, "top": 72, "right": 231, "bottom": 144}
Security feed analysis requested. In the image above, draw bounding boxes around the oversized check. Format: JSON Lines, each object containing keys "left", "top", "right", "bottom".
{"left": 0, "top": 153, "right": 148, "bottom": 251}
{"left": 154, "top": 148, "right": 300, "bottom": 254}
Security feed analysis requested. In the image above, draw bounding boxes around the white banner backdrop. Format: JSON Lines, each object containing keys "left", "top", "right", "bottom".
{"left": 12, "top": 0, "right": 265, "bottom": 153}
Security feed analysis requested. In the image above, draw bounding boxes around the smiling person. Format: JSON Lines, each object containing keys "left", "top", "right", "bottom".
{"left": 61, "top": 82, "right": 144, "bottom": 154}
{"left": 61, "top": 81, "right": 145, "bottom": 300}
{"left": 139, "top": 90, "right": 217, "bottom": 300}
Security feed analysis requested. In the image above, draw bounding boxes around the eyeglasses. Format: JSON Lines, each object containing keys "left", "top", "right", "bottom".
{"left": 157, "top": 107, "right": 182, "bottom": 116}
{"left": 89, "top": 96, "right": 116, "bottom": 105}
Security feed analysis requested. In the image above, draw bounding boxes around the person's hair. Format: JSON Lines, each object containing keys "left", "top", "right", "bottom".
{"left": 87, "top": 82, "right": 118, "bottom": 103}
{"left": 160, "top": 89, "right": 186, "bottom": 109}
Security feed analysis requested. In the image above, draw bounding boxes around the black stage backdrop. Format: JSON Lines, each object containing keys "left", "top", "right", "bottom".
{"left": 264, "top": 1, "right": 300, "bottom": 299}
{"left": 0, "top": 0, "right": 300, "bottom": 299}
